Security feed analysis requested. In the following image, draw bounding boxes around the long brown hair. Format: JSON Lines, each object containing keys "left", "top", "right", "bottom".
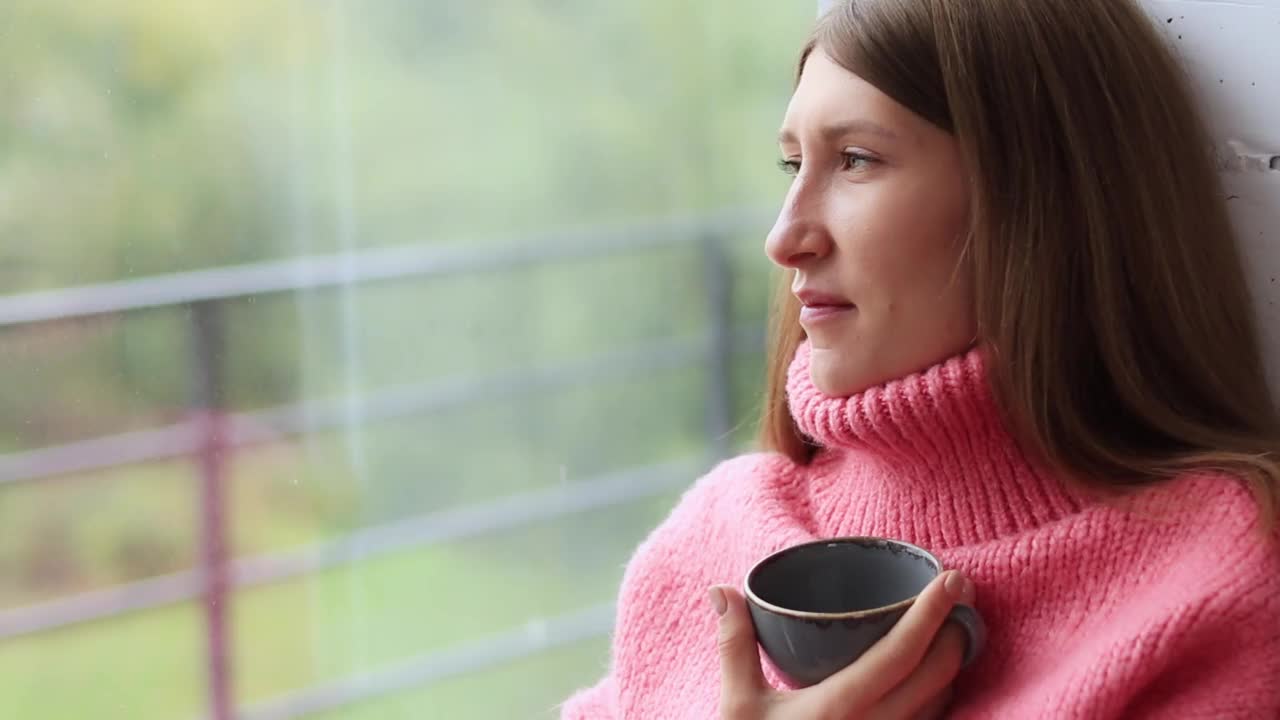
{"left": 760, "top": 0, "right": 1280, "bottom": 532}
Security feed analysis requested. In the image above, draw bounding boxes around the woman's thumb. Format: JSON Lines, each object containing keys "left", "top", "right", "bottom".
{"left": 710, "top": 585, "right": 766, "bottom": 701}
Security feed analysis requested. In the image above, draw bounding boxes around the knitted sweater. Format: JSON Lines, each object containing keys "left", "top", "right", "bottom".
{"left": 561, "top": 342, "right": 1280, "bottom": 719}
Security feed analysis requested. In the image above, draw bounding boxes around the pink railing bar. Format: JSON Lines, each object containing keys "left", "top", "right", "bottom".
{"left": 190, "top": 302, "right": 233, "bottom": 720}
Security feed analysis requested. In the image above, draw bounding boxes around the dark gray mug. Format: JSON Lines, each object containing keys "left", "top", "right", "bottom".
{"left": 744, "top": 537, "right": 986, "bottom": 688}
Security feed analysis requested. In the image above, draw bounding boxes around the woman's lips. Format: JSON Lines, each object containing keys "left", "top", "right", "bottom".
{"left": 799, "top": 304, "right": 855, "bottom": 324}
{"left": 794, "top": 289, "right": 855, "bottom": 325}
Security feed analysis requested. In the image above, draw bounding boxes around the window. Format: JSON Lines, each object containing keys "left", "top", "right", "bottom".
{"left": 0, "top": 1, "right": 811, "bottom": 718}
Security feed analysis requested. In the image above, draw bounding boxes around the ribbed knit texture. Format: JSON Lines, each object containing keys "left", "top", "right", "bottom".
{"left": 562, "top": 342, "right": 1280, "bottom": 718}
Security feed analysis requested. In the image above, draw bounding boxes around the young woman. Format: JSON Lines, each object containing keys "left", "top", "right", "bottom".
{"left": 563, "top": 1, "right": 1280, "bottom": 717}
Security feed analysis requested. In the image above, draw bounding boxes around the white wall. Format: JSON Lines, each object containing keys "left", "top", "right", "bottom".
{"left": 1141, "top": 0, "right": 1280, "bottom": 399}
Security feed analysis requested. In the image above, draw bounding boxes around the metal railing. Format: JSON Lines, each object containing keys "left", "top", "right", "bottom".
{"left": 0, "top": 208, "right": 771, "bottom": 719}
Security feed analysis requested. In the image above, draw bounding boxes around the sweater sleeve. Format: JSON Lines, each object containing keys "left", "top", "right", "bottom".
{"left": 1105, "top": 483, "right": 1280, "bottom": 720}
{"left": 560, "top": 676, "right": 620, "bottom": 719}
{"left": 558, "top": 453, "right": 786, "bottom": 720}
{"left": 1120, "top": 572, "right": 1280, "bottom": 719}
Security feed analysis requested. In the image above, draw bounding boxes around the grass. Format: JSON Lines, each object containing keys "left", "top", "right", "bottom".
{"left": 0, "top": 601, "right": 204, "bottom": 719}
{"left": 0, "top": 342, "right": 760, "bottom": 719}
{"left": 0, "top": 492, "right": 680, "bottom": 720}
{"left": 308, "top": 637, "right": 612, "bottom": 720}
{"left": 0, "top": 307, "right": 766, "bottom": 720}
{"left": 0, "top": 340, "right": 765, "bottom": 717}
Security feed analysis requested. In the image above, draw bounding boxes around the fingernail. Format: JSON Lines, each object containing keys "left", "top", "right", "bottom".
{"left": 945, "top": 571, "right": 975, "bottom": 603}
{"left": 708, "top": 586, "right": 728, "bottom": 616}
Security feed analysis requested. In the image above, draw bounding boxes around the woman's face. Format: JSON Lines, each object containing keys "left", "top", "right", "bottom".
{"left": 768, "top": 50, "right": 976, "bottom": 397}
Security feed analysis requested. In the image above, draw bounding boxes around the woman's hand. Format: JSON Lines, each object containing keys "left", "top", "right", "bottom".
{"left": 709, "top": 570, "right": 974, "bottom": 720}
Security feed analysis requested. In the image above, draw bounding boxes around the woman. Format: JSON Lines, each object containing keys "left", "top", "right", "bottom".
{"left": 563, "top": 0, "right": 1280, "bottom": 717}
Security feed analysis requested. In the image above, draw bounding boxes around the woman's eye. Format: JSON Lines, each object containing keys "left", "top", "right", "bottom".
{"left": 777, "top": 158, "right": 800, "bottom": 176}
{"left": 842, "top": 152, "right": 877, "bottom": 172}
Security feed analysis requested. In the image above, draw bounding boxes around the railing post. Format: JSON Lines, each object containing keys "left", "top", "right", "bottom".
{"left": 190, "top": 301, "right": 234, "bottom": 720}
{"left": 701, "top": 232, "right": 734, "bottom": 459}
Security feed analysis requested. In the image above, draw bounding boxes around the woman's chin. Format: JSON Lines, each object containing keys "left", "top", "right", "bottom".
{"left": 808, "top": 357, "right": 872, "bottom": 399}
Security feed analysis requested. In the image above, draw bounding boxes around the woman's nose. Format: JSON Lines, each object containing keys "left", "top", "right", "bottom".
{"left": 765, "top": 198, "right": 832, "bottom": 269}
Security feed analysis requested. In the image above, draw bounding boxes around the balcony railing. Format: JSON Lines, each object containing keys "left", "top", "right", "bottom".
{"left": 0, "top": 207, "right": 771, "bottom": 719}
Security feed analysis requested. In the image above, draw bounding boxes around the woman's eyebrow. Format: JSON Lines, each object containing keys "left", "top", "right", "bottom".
{"left": 777, "top": 119, "right": 900, "bottom": 145}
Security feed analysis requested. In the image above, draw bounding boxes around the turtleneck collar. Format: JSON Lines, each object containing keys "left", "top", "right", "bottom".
{"left": 784, "top": 341, "right": 1086, "bottom": 547}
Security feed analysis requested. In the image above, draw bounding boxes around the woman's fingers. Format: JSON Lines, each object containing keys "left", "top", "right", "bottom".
{"left": 814, "top": 571, "right": 973, "bottom": 706}
{"left": 874, "top": 621, "right": 966, "bottom": 719}
{"left": 710, "top": 585, "right": 767, "bottom": 717}
{"left": 909, "top": 686, "right": 955, "bottom": 720}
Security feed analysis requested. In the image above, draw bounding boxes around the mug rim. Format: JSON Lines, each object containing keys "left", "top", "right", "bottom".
{"left": 743, "top": 536, "right": 944, "bottom": 621}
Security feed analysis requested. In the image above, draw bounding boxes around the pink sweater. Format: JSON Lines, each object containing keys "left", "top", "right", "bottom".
{"left": 562, "top": 342, "right": 1280, "bottom": 718}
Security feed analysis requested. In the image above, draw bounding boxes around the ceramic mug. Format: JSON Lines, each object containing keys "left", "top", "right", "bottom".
{"left": 744, "top": 536, "right": 986, "bottom": 688}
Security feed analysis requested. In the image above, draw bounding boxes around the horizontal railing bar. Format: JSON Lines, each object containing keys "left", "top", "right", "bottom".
{"left": 0, "top": 423, "right": 202, "bottom": 488}
{"left": 230, "top": 458, "right": 700, "bottom": 588}
{"left": 0, "top": 208, "right": 769, "bottom": 327}
{"left": 0, "top": 328, "right": 762, "bottom": 487}
{"left": 240, "top": 334, "right": 712, "bottom": 441}
{"left": 0, "top": 568, "right": 207, "bottom": 641}
{"left": 0, "top": 458, "right": 700, "bottom": 641}
{"left": 232, "top": 602, "right": 615, "bottom": 720}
